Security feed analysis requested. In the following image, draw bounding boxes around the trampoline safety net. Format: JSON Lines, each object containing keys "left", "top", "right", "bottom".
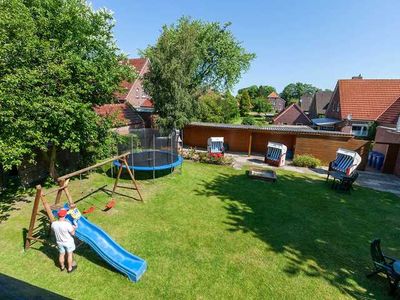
{"left": 115, "top": 128, "right": 183, "bottom": 173}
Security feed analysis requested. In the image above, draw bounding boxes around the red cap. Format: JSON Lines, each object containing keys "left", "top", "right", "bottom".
{"left": 58, "top": 209, "right": 67, "bottom": 217}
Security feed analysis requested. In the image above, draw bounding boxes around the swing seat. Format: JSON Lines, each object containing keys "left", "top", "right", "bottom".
{"left": 83, "top": 206, "right": 96, "bottom": 215}
{"left": 104, "top": 199, "right": 116, "bottom": 210}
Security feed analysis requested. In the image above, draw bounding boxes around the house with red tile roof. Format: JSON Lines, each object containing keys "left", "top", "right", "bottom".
{"left": 373, "top": 97, "right": 400, "bottom": 176}
{"left": 272, "top": 103, "right": 312, "bottom": 126}
{"left": 267, "top": 92, "right": 286, "bottom": 113}
{"left": 95, "top": 58, "right": 154, "bottom": 131}
{"left": 322, "top": 76, "right": 400, "bottom": 137}
{"left": 116, "top": 58, "right": 154, "bottom": 112}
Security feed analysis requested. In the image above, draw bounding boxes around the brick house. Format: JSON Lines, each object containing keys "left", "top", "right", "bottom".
{"left": 267, "top": 92, "right": 286, "bottom": 113}
{"left": 273, "top": 103, "right": 312, "bottom": 126}
{"left": 323, "top": 77, "right": 400, "bottom": 137}
{"left": 373, "top": 97, "right": 400, "bottom": 176}
{"left": 95, "top": 58, "right": 154, "bottom": 130}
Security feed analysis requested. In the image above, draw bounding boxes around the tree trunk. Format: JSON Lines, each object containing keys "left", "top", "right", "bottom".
{"left": 49, "top": 144, "right": 58, "bottom": 180}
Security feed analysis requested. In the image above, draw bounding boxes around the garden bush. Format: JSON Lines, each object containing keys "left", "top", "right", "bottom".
{"left": 242, "top": 116, "right": 255, "bottom": 125}
{"left": 292, "top": 154, "right": 321, "bottom": 168}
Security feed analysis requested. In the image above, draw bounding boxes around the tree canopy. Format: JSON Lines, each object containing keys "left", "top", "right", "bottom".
{"left": 142, "top": 17, "right": 255, "bottom": 131}
{"left": 238, "top": 85, "right": 276, "bottom": 100}
{"left": 237, "top": 90, "right": 252, "bottom": 116}
{"left": 0, "top": 0, "right": 135, "bottom": 178}
{"left": 280, "top": 82, "right": 319, "bottom": 103}
{"left": 252, "top": 97, "right": 273, "bottom": 114}
{"left": 199, "top": 91, "right": 239, "bottom": 123}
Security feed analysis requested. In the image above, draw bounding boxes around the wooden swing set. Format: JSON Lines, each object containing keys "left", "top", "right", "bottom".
{"left": 24, "top": 152, "right": 143, "bottom": 250}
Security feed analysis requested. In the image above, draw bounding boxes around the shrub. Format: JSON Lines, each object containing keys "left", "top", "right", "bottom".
{"left": 292, "top": 154, "right": 321, "bottom": 168}
{"left": 242, "top": 116, "right": 255, "bottom": 125}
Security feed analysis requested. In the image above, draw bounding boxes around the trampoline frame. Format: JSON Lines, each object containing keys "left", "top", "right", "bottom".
{"left": 113, "top": 150, "right": 183, "bottom": 172}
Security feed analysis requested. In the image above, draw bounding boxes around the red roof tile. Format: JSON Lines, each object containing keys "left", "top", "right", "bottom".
{"left": 115, "top": 58, "right": 149, "bottom": 101}
{"left": 337, "top": 79, "right": 400, "bottom": 120}
{"left": 141, "top": 98, "right": 154, "bottom": 108}
{"left": 128, "top": 58, "right": 147, "bottom": 72}
{"left": 268, "top": 91, "right": 280, "bottom": 98}
{"left": 93, "top": 104, "right": 143, "bottom": 126}
{"left": 377, "top": 96, "right": 400, "bottom": 126}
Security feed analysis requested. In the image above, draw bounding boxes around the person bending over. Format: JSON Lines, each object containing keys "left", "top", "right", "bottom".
{"left": 51, "top": 209, "right": 77, "bottom": 273}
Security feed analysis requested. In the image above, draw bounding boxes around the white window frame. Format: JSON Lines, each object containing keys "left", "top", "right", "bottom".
{"left": 351, "top": 123, "right": 369, "bottom": 137}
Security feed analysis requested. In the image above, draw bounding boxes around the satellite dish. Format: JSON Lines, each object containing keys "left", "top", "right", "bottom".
{"left": 347, "top": 114, "right": 352, "bottom": 121}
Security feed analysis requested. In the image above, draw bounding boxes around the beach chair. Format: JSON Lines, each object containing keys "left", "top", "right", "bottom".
{"left": 264, "top": 142, "right": 287, "bottom": 167}
{"left": 326, "top": 148, "right": 361, "bottom": 181}
{"left": 367, "top": 239, "right": 400, "bottom": 295}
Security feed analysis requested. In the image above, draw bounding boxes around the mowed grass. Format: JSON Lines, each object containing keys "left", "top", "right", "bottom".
{"left": 0, "top": 161, "right": 399, "bottom": 299}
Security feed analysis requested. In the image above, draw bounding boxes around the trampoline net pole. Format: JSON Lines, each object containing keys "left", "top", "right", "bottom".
{"left": 170, "top": 132, "right": 173, "bottom": 174}
{"left": 153, "top": 133, "right": 156, "bottom": 180}
{"left": 131, "top": 133, "right": 133, "bottom": 167}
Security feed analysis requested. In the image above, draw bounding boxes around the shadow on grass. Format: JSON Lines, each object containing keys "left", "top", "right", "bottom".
{"left": 196, "top": 171, "right": 399, "bottom": 299}
{"left": 34, "top": 241, "right": 118, "bottom": 275}
{"left": 0, "top": 179, "right": 34, "bottom": 223}
{"left": 0, "top": 273, "right": 69, "bottom": 300}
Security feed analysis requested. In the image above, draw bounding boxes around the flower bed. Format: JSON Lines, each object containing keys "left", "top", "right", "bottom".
{"left": 180, "top": 148, "right": 233, "bottom": 165}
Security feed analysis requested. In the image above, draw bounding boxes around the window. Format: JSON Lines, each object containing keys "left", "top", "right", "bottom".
{"left": 351, "top": 124, "right": 369, "bottom": 137}
{"left": 135, "top": 88, "right": 140, "bottom": 99}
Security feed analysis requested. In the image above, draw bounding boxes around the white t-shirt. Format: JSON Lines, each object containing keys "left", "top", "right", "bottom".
{"left": 51, "top": 220, "right": 74, "bottom": 245}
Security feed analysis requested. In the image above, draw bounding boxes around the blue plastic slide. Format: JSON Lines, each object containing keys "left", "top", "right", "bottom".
{"left": 68, "top": 215, "right": 147, "bottom": 282}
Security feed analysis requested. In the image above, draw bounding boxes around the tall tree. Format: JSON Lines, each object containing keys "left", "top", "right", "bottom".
{"left": 142, "top": 17, "right": 255, "bottom": 131}
{"left": 199, "top": 91, "right": 239, "bottom": 123}
{"left": 221, "top": 92, "right": 240, "bottom": 122}
{"left": 253, "top": 98, "right": 273, "bottom": 113}
{"left": 238, "top": 85, "right": 276, "bottom": 100}
{"left": 237, "top": 90, "right": 252, "bottom": 116}
{"left": 280, "top": 82, "right": 319, "bottom": 103}
{"left": 238, "top": 85, "right": 259, "bottom": 99}
{"left": 0, "top": 0, "right": 135, "bottom": 178}
{"left": 258, "top": 85, "right": 276, "bottom": 98}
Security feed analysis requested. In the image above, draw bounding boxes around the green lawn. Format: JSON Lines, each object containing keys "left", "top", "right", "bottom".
{"left": 0, "top": 161, "right": 399, "bottom": 299}
{"left": 232, "top": 113, "right": 270, "bottom": 126}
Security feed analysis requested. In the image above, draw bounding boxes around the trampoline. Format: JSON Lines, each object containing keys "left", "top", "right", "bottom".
{"left": 113, "top": 150, "right": 183, "bottom": 171}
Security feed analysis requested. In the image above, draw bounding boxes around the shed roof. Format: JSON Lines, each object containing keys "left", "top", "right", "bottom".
{"left": 188, "top": 122, "right": 352, "bottom": 137}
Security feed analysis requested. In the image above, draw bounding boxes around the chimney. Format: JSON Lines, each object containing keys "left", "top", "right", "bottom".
{"left": 352, "top": 74, "right": 363, "bottom": 80}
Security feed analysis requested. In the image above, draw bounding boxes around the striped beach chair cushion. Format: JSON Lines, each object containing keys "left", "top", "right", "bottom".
{"left": 332, "top": 154, "right": 354, "bottom": 173}
{"left": 267, "top": 147, "right": 281, "bottom": 161}
{"left": 211, "top": 142, "right": 221, "bottom": 153}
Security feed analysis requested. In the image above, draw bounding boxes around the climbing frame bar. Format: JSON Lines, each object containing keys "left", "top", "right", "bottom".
{"left": 57, "top": 152, "right": 130, "bottom": 181}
